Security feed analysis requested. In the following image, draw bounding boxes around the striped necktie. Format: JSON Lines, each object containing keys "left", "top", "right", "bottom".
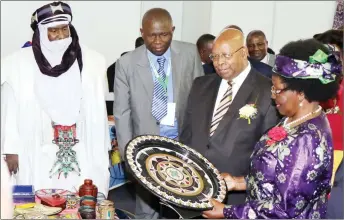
{"left": 210, "top": 81, "right": 233, "bottom": 136}
{"left": 152, "top": 57, "right": 168, "bottom": 122}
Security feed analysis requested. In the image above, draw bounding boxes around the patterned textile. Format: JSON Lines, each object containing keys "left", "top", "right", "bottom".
{"left": 333, "top": 0, "right": 343, "bottom": 29}
{"left": 273, "top": 51, "right": 342, "bottom": 84}
{"left": 22, "top": 41, "right": 32, "bottom": 48}
{"left": 224, "top": 113, "right": 333, "bottom": 219}
{"left": 50, "top": 124, "right": 81, "bottom": 179}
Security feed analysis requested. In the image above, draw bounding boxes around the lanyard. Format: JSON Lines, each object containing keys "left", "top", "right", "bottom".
{"left": 148, "top": 56, "right": 171, "bottom": 93}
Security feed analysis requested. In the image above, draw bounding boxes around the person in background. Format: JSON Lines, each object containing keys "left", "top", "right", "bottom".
{"left": 106, "top": 36, "right": 142, "bottom": 116}
{"left": 114, "top": 8, "right": 204, "bottom": 218}
{"left": 197, "top": 34, "right": 216, "bottom": 74}
{"left": 313, "top": 28, "right": 344, "bottom": 219}
{"left": 202, "top": 38, "right": 341, "bottom": 219}
{"left": 1, "top": 1, "right": 110, "bottom": 196}
{"left": 1, "top": 158, "right": 13, "bottom": 219}
{"left": 246, "top": 30, "right": 276, "bottom": 67}
{"left": 314, "top": 29, "right": 343, "bottom": 177}
{"left": 107, "top": 37, "right": 143, "bottom": 99}
{"left": 224, "top": 26, "right": 275, "bottom": 56}
{"left": 226, "top": 25, "right": 273, "bottom": 78}
{"left": 135, "top": 36, "right": 145, "bottom": 48}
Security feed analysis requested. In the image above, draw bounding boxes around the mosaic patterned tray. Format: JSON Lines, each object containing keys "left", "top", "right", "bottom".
{"left": 125, "top": 135, "right": 226, "bottom": 210}
{"left": 35, "top": 189, "right": 73, "bottom": 198}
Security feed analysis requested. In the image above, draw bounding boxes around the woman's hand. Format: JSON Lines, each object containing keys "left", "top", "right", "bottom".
{"left": 202, "top": 198, "right": 225, "bottom": 219}
{"left": 221, "top": 173, "right": 247, "bottom": 191}
{"left": 221, "top": 173, "right": 236, "bottom": 191}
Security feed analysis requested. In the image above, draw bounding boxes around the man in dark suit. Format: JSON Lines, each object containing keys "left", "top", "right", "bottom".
{"left": 327, "top": 160, "right": 343, "bottom": 219}
{"left": 196, "top": 34, "right": 216, "bottom": 74}
{"left": 180, "top": 28, "right": 280, "bottom": 206}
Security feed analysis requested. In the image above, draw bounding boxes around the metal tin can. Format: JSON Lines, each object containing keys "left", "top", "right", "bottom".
{"left": 98, "top": 200, "right": 116, "bottom": 219}
{"left": 100, "top": 207, "right": 115, "bottom": 219}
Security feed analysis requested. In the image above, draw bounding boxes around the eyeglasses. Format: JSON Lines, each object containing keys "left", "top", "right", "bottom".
{"left": 209, "top": 47, "right": 244, "bottom": 62}
{"left": 271, "top": 86, "right": 289, "bottom": 95}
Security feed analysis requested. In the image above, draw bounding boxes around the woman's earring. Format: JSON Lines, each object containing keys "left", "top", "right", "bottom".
{"left": 299, "top": 101, "right": 303, "bottom": 107}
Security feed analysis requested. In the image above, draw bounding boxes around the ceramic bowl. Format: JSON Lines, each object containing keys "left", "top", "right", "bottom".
{"left": 80, "top": 200, "right": 96, "bottom": 208}
{"left": 78, "top": 207, "right": 96, "bottom": 219}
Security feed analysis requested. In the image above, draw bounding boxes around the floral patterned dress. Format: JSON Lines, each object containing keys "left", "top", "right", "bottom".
{"left": 223, "top": 112, "right": 333, "bottom": 219}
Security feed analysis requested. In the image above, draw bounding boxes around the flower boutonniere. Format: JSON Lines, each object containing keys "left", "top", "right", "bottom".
{"left": 238, "top": 93, "right": 260, "bottom": 125}
{"left": 266, "top": 126, "right": 288, "bottom": 146}
{"left": 238, "top": 104, "right": 258, "bottom": 124}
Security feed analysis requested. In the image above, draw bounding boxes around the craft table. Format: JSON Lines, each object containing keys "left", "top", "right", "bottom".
{"left": 13, "top": 194, "right": 134, "bottom": 219}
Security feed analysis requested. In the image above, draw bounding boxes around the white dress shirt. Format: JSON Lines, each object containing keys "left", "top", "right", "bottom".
{"left": 261, "top": 54, "right": 268, "bottom": 64}
{"left": 211, "top": 63, "right": 251, "bottom": 119}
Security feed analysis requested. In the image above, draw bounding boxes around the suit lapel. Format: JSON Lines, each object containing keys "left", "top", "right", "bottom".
{"left": 136, "top": 46, "right": 154, "bottom": 103}
{"left": 212, "top": 69, "right": 258, "bottom": 137}
{"left": 268, "top": 54, "right": 275, "bottom": 67}
{"left": 204, "top": 75, "right": 222, "bottom": 133}
{"left": 171, "top": 42, "right": 182, "bottom": 103}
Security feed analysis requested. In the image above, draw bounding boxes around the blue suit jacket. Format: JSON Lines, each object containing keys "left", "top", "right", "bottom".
{"left": 248, "top": 57, "right": 273, "bottom": 78}
{"left": 202, "top": 63, "right": 216, "bottom": 75}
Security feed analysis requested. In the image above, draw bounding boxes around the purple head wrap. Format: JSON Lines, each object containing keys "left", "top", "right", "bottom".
{"left": 273, "top": 49, "right": 342, "bottom": 84}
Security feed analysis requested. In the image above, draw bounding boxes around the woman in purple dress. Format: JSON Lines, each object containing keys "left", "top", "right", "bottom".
{"left": 202, "top": 39, "right": 342, "bottom": 219}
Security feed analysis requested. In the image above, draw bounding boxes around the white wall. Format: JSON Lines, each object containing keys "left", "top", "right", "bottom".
{"left": 0, "top": 1, "right": 54, "bottom": 57}
{"left": 210, "top": 1, "right": 275, "bottom": 44}
{"left": 67, "top": 1, "right": 141, "bottom": 65}
{"left": 140, "top": 1, "right": 183, "bottom": 41}
{"left": 181, "top": 1, "right": 212, "bottom": 44}
{"left": 210, "top": 1, "right": 336, "bottom": 53}
{"left": 1, "top": 1, "right": 336, "bottom": 66}
{"left": 271, "top": 1, "right": 336, "bottom": 52}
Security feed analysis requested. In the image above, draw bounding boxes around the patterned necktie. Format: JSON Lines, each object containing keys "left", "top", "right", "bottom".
{"left": 152, "top": 57, "right": 168, "bottom": 122}
{"left": 210, "top": 81, "right": 233, "bottom": 136}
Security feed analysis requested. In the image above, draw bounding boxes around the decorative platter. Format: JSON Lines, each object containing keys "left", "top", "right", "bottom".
{"left": 125, "top": 135, "right": 226, "bottom": 210}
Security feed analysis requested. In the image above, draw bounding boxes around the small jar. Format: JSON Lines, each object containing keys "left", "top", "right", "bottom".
{"left": 79, "top": 179, "right": 98, "bottom": 198}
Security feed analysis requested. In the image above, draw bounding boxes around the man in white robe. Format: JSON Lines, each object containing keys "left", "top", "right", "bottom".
{"left": 1, "top": 1, "right": 111, "bottom": 196}
{"left": 1, "top": 158, "right": 13, "bottom": 219}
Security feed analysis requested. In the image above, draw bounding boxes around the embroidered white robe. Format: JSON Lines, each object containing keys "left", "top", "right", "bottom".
{"left": 1, "top": 45, "right": 111, "bottom": 196}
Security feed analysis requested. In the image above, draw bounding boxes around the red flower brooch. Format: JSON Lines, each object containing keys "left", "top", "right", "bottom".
{"left": 266, "top": 126, "right": 288, "bottom": 146}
